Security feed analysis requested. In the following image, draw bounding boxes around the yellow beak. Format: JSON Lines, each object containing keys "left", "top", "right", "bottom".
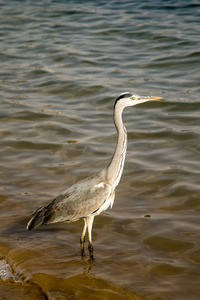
{"left": 140, "top": 96, "right": 162, "bottom": 101}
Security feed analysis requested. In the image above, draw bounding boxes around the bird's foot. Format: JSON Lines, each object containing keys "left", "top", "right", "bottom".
{"left": 88, "top": 242, "right": 94, "bottom": 259}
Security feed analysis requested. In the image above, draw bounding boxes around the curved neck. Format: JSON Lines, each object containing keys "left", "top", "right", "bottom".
{"left": 106, "top": 102, "right": 127, "bottom": 188}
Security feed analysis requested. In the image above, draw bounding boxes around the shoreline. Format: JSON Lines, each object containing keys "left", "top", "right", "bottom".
{"left": 0, "top": 258, "right": 46, "bottom": 299}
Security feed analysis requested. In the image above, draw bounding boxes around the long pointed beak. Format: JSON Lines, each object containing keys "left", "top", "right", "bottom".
{"left": 140, "top": 95, "right": 162, "bottom": 101}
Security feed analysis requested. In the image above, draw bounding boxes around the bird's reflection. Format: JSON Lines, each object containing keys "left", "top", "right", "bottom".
{"left": 81, "top": 250, "right": 94, "bottom": 272}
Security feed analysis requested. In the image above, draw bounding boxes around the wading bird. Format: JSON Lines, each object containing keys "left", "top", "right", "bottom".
{"left": 27, "top": 92, "right": 162, "bottom": 257}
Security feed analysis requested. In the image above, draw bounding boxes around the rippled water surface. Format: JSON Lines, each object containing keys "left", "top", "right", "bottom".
{"left": 0, "top": 0, "right": 200, "bottom": 299}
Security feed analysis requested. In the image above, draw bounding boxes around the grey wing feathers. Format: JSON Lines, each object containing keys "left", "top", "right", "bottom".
{"left": 27, "top": 173, "right": 111, "bottom": 230}
{"left": 47, "top": 179, "right": 111, "bottom": 223}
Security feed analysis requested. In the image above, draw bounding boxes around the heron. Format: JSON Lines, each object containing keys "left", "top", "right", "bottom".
{"left": 27, "top": 92, "right": 162, "bottom": 257}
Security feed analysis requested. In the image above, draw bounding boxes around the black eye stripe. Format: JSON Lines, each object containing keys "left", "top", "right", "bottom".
{"left": 114, "top": 92, "right": 132, "bottom": 107}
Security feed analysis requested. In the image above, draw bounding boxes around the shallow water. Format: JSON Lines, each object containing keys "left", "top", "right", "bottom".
{"left": 0, "top": 0, "right": 200, "bottom": 299}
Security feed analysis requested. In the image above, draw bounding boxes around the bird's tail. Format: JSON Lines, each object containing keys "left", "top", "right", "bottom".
{"left": 27, "top": 206, "right": 49, "bottom": 230}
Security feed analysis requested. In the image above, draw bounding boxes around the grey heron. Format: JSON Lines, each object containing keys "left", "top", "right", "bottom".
{"left": 27, "top": 92, "right": 162, "bottom": 257}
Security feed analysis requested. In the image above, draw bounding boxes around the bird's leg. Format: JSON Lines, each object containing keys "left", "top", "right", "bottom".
{"left": 80, "top": 218, "right": 87, "bottom": 254}
{"left": 87, "top": 216, "right": 94, "bottom": 258}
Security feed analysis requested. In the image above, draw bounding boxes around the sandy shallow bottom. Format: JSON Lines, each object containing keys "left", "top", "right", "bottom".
{"left": 0, "top": 280, "right": 46, "bottom": 300}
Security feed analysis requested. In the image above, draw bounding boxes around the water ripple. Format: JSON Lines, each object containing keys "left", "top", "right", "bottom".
{"left": 0, "top": 1, "right": 200, "bottom": 299}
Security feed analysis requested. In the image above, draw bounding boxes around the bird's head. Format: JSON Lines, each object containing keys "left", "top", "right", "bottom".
{"left": 115, "top": 92, "right": 162, "bottom": 108}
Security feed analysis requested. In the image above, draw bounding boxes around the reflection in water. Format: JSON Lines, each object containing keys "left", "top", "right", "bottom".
{"left": 81, "top": 255, "right": 94, "bottom": 273}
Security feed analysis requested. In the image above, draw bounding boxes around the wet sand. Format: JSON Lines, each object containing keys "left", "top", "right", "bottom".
{"left": 0, "top": 279, "right": 46, "bottom": 300}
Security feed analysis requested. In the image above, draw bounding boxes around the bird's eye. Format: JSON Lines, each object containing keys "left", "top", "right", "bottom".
{"left": 131, "top": 96, "right": 140, "bottom": 100}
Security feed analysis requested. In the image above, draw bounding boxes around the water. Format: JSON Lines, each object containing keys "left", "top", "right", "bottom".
{"left": 0, "top": 0, "right": 200, "bottom": 299}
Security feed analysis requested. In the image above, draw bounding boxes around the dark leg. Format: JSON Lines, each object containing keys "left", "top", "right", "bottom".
{"left": 80, "top": 236, "right": 85, "bottom": 254}
{"left": 88, "top": 241, "right": 94, "bottom": 259}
